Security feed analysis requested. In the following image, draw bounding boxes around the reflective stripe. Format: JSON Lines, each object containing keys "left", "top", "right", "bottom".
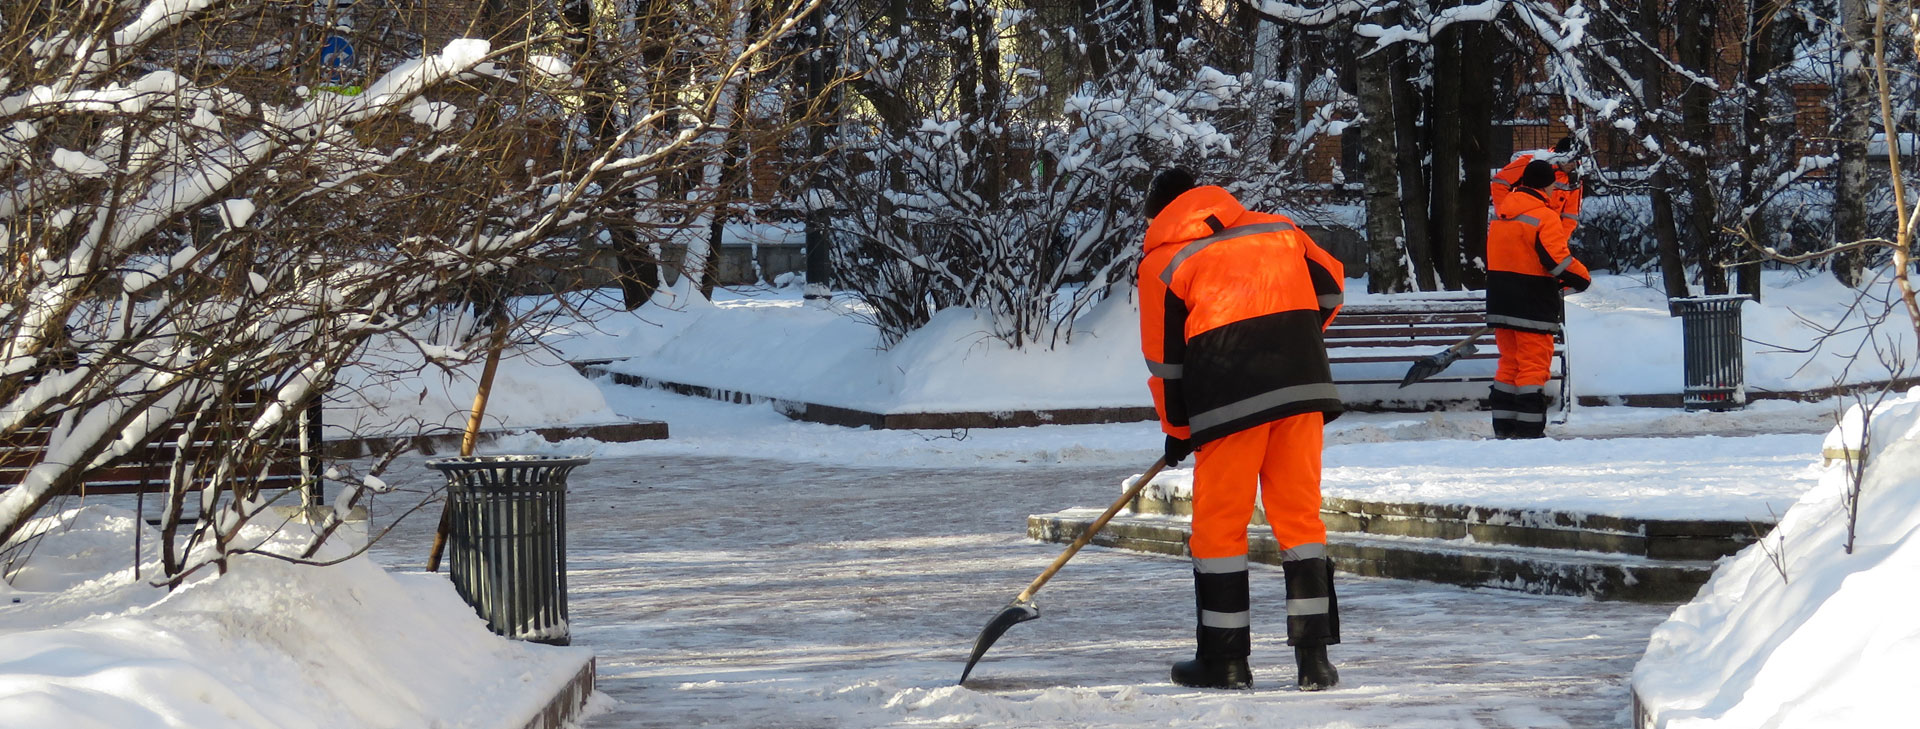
{"left": 1194, "top": 555, "right": 1249, "bottom": 574}
{"left": 1562, "top": 212, "right": 1580, "bottom": 222}
{"left": 1515, "top": 385, "right": 1546, "bottom": 396}
{"left": 1201, "top": 609, "right": 1252, "bottom": 629}
{"left": 1490, "top": 381, "right": 1521, "bottom": 395}
{"left": 1492, "top": 409, "right": 1547, "bottom": 423}
{"left": 1487, "top": 314, "right": 1561, "bottom": 332}
{"left": 1492, "top": 178, "right": 1513, "bottom": 189}
{"left": 1286, "top": 598, "right": 1330, "bottom": 616}
{"left": 1280, "top": 543, "right": 1326, "bottom": 561}
{"left": 1146, "top": 359, "right": 1183, "bottom": 379}
{"left": 1187, "top": 383, "right": 1341, "bottom": 434}
{"left": 1548, "top": 257, "right": 1574, "bottom": 276}
{"left": 1503, "top": 213, "right": 1543, "bottom": 227}
{"left": 1317, "top": 293, "right": 1344, "bottom": 309}
{"left": 1159, "top": 222, "right": 1301, "bottom": 285}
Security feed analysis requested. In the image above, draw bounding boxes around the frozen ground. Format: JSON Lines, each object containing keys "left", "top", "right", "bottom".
{"left": 367, "top": 454, "right": 1669, "bottom": 729}
{"left": 352, "top": 386, "right": 1841, "bottom": 729}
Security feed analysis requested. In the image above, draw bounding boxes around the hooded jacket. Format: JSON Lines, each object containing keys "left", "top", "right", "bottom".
{"left": 1487, "top": 187, "right": 1590, "bottom": 334}
{"left": 1138, "top": 186, "right": 1345, "bottom": 446}
{"left": 1491, "top": 153, "right": 1583, "bottom": 235}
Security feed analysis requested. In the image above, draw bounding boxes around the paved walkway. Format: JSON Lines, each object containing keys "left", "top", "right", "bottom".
{"left": 368, "top": 453, "right": 1670, "bottom": 729}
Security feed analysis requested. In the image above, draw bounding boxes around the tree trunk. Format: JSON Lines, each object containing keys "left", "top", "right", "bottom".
{"left": 1391, "top": 44, "right": 1436, "bottom": 289}
{"left": 1734, "top": 0, "right": 1778, "bottom": 302}
{"left": 1676, "top": 0, "right": 1723, "bottom": 294}
{"left": 1249, "top": 18, "right": 1283, "bottom": 162}
{"left": 1832, "top": 0, "right": 1874, "bottom": 287}
{"left": 1429, "top": 25, "right": 1463, "bottom": 292}
{"left": 1358, "top": 36, "right": 1409, "bottom": 292}
{"left": 1456, "top": 20, "right": 1495, "bottom": 292}
{"left": 1637, "top": 0, "right": 1690, "bottom": 299}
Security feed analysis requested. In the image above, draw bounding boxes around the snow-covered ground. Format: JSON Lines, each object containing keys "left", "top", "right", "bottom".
{"left": 6, "top": 266, "right": 1911, "bottom": 728}
{"left": 357, "top": 412, "right": 1678, "bottom": 728}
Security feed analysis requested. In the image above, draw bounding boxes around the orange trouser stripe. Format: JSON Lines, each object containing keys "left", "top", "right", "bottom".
{"left": 1189, "top": 412, "right": 1326, "bottom": 560}
{"left": 1494, "top": 328, "right": 1556, "bottom": 388}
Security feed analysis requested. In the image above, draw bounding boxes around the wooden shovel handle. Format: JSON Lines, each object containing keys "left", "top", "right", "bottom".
{"left": 426, "top": 326, "right": 508, "bottom": 572}
{"left": 1012, "top": 457, "right": 1168, "bottom": 604}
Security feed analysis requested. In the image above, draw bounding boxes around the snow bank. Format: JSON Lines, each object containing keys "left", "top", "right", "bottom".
{"left": 576, "top": 283, "right": 1148, "bottom": 414}
{"left": 329, "top": 331, "right": 619, "bottom": 438}
{"left": 0, "top": 506, "right": 592, "bottom": 729}
{"left": 566, "top": 270, "right": 1912, "bottom": 415}
{"left": 1631, "top": 388, "right": 1920, "bottom": 727}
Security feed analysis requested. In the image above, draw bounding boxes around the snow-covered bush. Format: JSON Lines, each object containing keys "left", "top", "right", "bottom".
{"left": 826, "top": 2, "right": 1346, "bottom": 348}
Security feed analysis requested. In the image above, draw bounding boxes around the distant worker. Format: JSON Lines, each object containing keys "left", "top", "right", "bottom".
{"left": 1492, "top": 135, "right": 1584, "bottom": 235}
{"left": 1486, "top": 160, "right": 1589, "bottom": 438}
{"left": 1137, "top": 168, "right": 1345, "bottom": 691}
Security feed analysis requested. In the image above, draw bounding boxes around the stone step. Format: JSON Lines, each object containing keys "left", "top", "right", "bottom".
{"left": 1028, "top": 510, "right": 1719, "bottom": 603}
{"left": 1126, "top": 487, "right": 1768, "bottom": 561}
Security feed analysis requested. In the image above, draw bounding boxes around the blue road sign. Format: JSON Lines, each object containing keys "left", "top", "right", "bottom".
{"left": 321, "top": 35, "right": 354, "bottom": 69}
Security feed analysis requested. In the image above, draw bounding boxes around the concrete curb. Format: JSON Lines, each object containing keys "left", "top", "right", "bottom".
{"left": 583, "top": 365, "right": 1157, "bottom": 430}
{"left": 327, "top": 420, "right": 668, "bottom": 458}
{"left": 1029, "top": 511, "right": 1716, "bottom": 602}
{"left": 1127, "top": 490, "right": 1767, "bottom": 561}
{"left": 517, "top": 655, "right": 596, "bottom": 729}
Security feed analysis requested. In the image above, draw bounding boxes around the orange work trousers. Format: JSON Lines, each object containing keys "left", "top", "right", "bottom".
{"left": 1189, "top": 412, "right": 1326, "bottom": 560}
{"left": 1494, "top": 328, "right": 1555, "bottom": 388}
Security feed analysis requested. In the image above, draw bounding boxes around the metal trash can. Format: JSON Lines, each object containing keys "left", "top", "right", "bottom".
{"left": 425, "top": 454, "right": 589, "bottom": 645}
{"left": 1669, "top": 295, "right": 1751, "bottom": 411}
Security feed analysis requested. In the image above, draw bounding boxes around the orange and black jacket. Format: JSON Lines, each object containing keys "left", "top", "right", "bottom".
{"left": 1138, "top": 186, "right": 1345, "bottom": 447}
{"left": 1487, "top": 187, "right": 1590, "bottom": 334}
{"left": 1491, "top": 153, "right": 1582, "bottom": 235}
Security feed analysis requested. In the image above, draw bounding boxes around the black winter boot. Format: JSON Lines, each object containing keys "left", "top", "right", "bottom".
{"left": 1177, "top": 558, "right": 1253, "bottom": 690}
{"left": 1488, "top": 384, "right": 1518, "bottom": 439}
{"left": 1172, "top": 655, "right": 1253, "bottom": 690}
{"left": 1294, "top": 644, "right": 1339, "bottom": 691}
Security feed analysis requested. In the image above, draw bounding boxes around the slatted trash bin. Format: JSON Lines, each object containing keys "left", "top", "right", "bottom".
{"left": 1669, "top": 295, "right": 1752, "bottom": 411}
{"left": 426, "top": 455, "right": 589, "bottom": 645}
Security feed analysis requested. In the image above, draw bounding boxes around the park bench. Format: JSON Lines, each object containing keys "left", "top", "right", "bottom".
{"left": 1325, "top": 291, "right": 1569, "bottom": 413}
{"left": 0, "top": 392, "right": 327, "bottom": 507}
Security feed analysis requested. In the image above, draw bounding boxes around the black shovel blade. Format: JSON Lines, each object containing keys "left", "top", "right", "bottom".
{"left": 958, "top": 601, "right": 1040, "bottom": 685}
{"left": 1399, "top": 352, "right": 1454, "bottom": 388}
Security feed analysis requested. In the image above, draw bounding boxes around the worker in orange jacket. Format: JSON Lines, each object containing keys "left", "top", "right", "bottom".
{"left": 1138, "top": 169, "right": 1345, "bottom": 691}
{"left": 1487, "top": 160, "right": 1590, "bottom": 438}
{"left": 1492, "top": 136, "right": 1584, "bottom": 235}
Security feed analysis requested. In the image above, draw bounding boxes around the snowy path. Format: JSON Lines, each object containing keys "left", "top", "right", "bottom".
{"left": 368, "top": 453, "right": 1671, "bottom": 729}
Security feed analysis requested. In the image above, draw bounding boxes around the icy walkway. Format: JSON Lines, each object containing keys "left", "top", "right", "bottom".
{"left": 369, "top": 453, "right": 1671, "bottom": 729}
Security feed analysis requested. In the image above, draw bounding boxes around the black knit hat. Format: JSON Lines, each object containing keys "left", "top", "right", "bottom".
{"left": 1519, "top": 160, "right": 1557, "bottom": 191}
{"left": 1144, "top": 168, "right": 1197, "bottom": 218}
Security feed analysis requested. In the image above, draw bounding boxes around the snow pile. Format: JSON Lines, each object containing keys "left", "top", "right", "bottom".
{"left": 0, "top": 506, "right": 592, "bottom": 729}
{"left": 576, "top": 282, "right": 1148, "bottom": 414}
{"left": 1631, "top": 388, "right": 1920, "bottom": 727}
{"left": 329, "top": 332, "right": 619, "bottom": 438}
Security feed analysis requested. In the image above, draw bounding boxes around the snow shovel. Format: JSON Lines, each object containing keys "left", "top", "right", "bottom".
{"left": 958, "top": 456, "right": 1169, "bottom": 685}
{"left": 1398, "top": 326, "right": 1492, "bottom": 388}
